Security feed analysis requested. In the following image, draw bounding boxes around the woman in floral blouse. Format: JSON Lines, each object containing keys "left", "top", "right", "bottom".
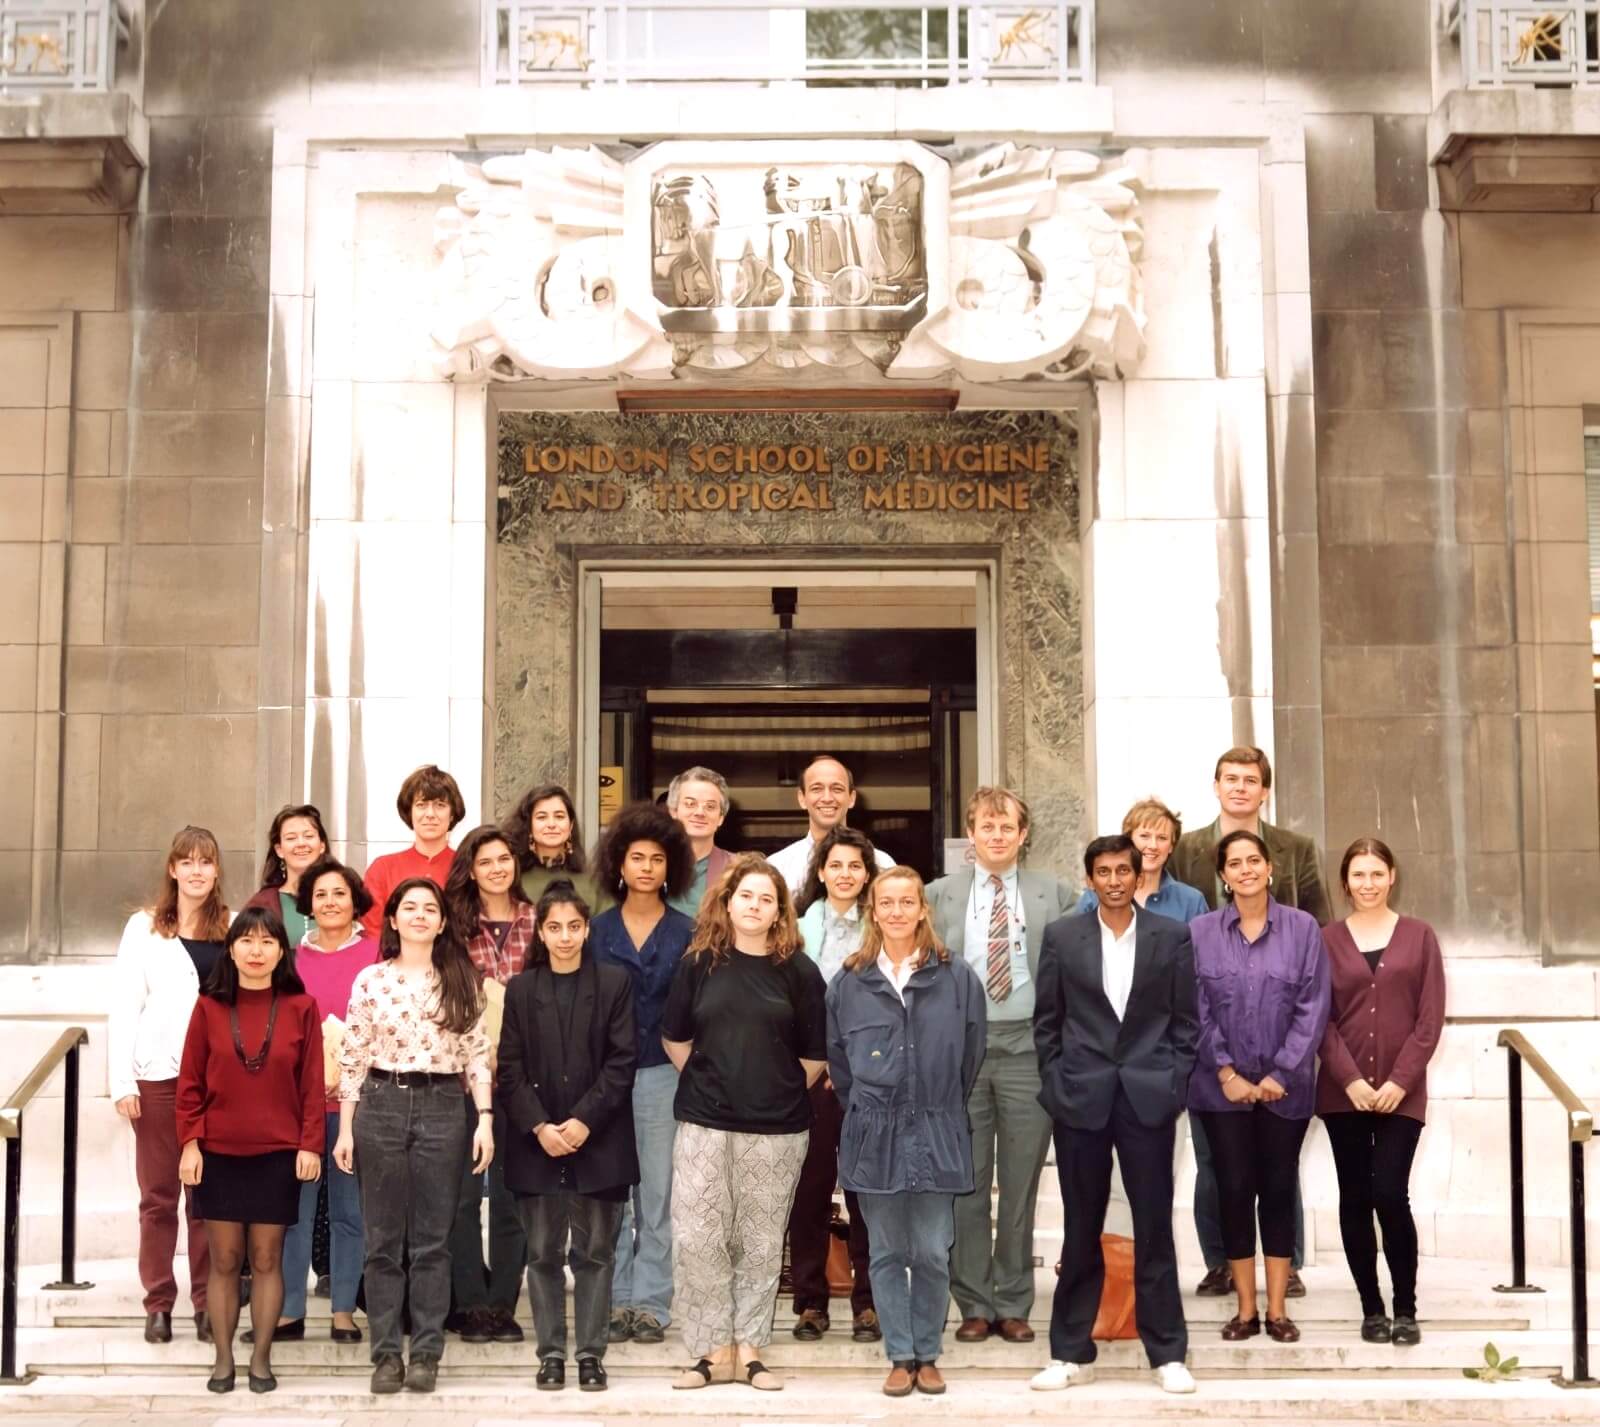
{"left": 333, "top": 876, "right": 492, "bottom": 1397}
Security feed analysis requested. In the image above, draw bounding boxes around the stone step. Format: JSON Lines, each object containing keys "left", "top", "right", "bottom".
{"left": 10, "top": 1323, "right": 1576, "bottom": 1380}
{"left": 1, "top": 1370, "right": 1596, "bottom": 1424}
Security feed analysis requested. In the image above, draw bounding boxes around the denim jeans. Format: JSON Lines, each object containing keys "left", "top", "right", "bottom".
{"left": 283, "top": 1110, "right": 364, "bottom": 1318}
{"left": 448, "top": 1097, "right": 526, "bottom": 1314}
{"left": 611, "top": 1062, "right": 678, "bottom": 1324}
{"left": 353, "top": 1077, "right": 470, "bottom": 1360}
{"left": 1190, "top": 1111, "right": 1304, "bottom": 1271}
{"left": 520, "top": 1192, "right": 624, "bottom": 1361}
{"left": 857, "top": 1190, "right": 955, "bottom": 1365}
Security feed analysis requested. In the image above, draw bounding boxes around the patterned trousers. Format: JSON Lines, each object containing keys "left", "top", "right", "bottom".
{"left": 670, "top": 1121, "right": 809, "bottom": 1358}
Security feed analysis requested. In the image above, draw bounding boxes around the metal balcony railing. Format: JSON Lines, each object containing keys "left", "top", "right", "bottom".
{"left": 0, "top": 0, "right": 124, "bottom": 94}
{"left": 1449, "top": 1, "right": 1600, "bottom": 87}
{"left": 484, "top": 2, "right": 1094, "bottom": 88}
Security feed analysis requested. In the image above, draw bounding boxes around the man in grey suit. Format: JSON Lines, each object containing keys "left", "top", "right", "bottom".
{"left": 926, "top": 786, "right": 1078, "bottom": 1344}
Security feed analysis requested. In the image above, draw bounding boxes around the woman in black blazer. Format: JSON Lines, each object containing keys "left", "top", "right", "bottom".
{"left": 496, "top": 880, "right": 639, "bottom": 1393}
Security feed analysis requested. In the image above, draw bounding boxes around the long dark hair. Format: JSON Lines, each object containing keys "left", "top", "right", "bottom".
{"left": 795, "top": 826, "right": 878, "bottom": 916}
{"left": 204, "top": 906, "right": 306, "bottom": 1004}
{"left": 444, "top": 825, "right": 532, "bottom": 933}
{"left": 530, "top": 879, "right": 594, "bottom": 968}
{"left": 377, "top": 876, "right": 484, "bottom": 1036}
{"left": 258, "top": 803, "right": 330, "bottom": 888}
{"left": 594, "top": 802, "right": 694, "bottom": 900}
{"left": 502, "top": 783, "right": 586, "bottom": 874}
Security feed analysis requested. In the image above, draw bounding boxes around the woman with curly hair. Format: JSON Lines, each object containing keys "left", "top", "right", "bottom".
{"left": 502, "top": 782, "right": 607, "bottom": 911}
{"left": 660, "top": 854, "right": 828, "bottom": 1393}
{"left": 588, "top": 803, "right": 695, "bottom": 1346}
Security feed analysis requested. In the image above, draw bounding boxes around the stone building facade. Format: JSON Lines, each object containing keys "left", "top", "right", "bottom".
{"left": 2, "top": 0, "right": 1598, "bottom": 966}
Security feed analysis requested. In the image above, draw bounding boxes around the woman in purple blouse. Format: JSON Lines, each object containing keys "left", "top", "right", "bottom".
{"left": 1187, "top": 830, "right": 1330, "bottom": 1345}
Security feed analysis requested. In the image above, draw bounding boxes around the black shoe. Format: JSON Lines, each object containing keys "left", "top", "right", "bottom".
{"left": 459, "top": 1307, "right": 494, "bottom": 1344}
{"left": 792, "top": 1308, "right": 829, "bottom": 1341}
{"left": 313, "top": 1273, "right": 331, "bottom": 1299}
{"left": 578, "top": 1357, "right": 607, "bottom": 1392}
{"left": 537, "top": 1357, "right": 566, "bottom": 1390}
{"left": 608, "top": 1308, "right": 634, "bottom": 1343}
{"left": 194, "top": 1311, "right": 213, "bottom": 1344}
{"left": 489, "top": 1307, "right": 524, "bottom": 1343}
{"left": 1391, "top": 1315, "right": 1422, "bottom": 1346}
{"left": 331, "top": 1323, "right": 364, "bottom": 1343}
{"left": 405, "top": 1353, "right": 439, "bottom": 1393}
{"left": 1286, "top": 1269, "right": 1307, "bottom": 1298}
{"left": 1194, "top": 1265, "right": 1232, "bottom": 1297}
{"left": 248, "top": 1370, "right": 277, "bottom": 1394}
{"left": 144, "top": 1311, "right": 172, "bottom": 1344}
{"left": 1360, "top": 1313, "right": 1392, "bottom": 1343}
{"left": 443, "top": 1308, "right": 472, "bottom": 1336}
{"left": 630, "top": 1311, "right": 665, "bottom": 1344}
{"left": 242, "top": 1318, "right": 304, "bottom": 1345}
{"left": 206, "top": 1369, "right": 235, "bottom": 1393}
{"left": 371, "top": 1353, "right": 405, "bottom": 1394}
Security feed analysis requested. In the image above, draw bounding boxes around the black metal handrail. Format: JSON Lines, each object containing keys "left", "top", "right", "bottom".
{"left": 1495, "top": 1028, "right": 1596, "bottom": 1389}
{"left": 1, "top": 1026, "right": 92, "bottom": 1388}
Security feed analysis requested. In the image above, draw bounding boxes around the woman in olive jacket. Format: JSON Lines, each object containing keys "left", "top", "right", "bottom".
{"left": 496, "top": 881, "right": 639, "bottom": 1391}
{"left": 825, "top": 866, "right": 987, "bottom": 1398}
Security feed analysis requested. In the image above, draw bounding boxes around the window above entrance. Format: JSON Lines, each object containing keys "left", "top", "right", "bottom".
{"left": 482, "top": 2, "right": 1095, "bottom": 89}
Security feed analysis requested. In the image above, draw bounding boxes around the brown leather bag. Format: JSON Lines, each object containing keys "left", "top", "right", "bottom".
{"left": 825, "top": 1212, "right": 854, "bottom": 1298}
{"left": 1091, "top": 1233, "right": 1139, "bottom": 1340}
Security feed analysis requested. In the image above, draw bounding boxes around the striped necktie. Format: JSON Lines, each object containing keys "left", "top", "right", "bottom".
{"left": 986, "top": 873, "right": 1012, "bottom": 1002}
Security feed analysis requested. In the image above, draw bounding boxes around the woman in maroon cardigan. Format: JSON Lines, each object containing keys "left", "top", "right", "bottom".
{"left": 1316, "top": 838, "right": 1445, "bottom": 1349}
{"left": 177, "top": 907, "right": 325, "bottom": 1394}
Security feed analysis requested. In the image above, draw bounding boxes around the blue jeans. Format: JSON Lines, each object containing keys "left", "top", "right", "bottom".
{"left": 283, "top": 1110, "right": 364, "bottom": 1318}
{"left": 857, "top": 1190, "right": 954, "bottom": 1365}
{"left": 611, "top": 1062, "right": 678, "bottom": 1324}
{"left": 1190, "top": 1112, "right": 1304, "bottom": 1271}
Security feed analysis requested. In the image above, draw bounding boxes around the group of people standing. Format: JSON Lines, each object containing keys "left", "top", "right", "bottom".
{"left": 108, "top": 743, "right": 1445, "bottom": 1400}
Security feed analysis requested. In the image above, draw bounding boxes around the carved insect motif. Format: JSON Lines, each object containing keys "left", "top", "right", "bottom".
{"left": 521, "top": 25, "right": 588, "bottom": 70}
{"left": 994, "top": 10, "right": 1051, "bottom": 67}
{"left": 5, "top": 30, "right": 69, "bottom": 76}
{"left": 1513, "top": 13, "right": 1563, "bottom": 67}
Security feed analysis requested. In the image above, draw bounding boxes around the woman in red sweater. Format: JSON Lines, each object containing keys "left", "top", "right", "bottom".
{"left": 177, "top": 907, "right": 325, "bottom": 1394}
{"left": 1316, "top": 838, "right": 1446, "bottom": 1349}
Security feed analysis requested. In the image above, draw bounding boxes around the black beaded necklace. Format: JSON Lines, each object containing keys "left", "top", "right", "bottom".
{"left": 231, "top": 990, "right": 281, "bottom": 1073}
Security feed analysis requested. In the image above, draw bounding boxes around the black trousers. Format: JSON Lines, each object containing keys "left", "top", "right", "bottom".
{"left": 1321, "top": 1110, "right": 1424, "bottom": 1317}
{"left": 1196, "top": 1108, "right": 1309, "bottom": 1261}
{"left": 1048, "top": 1089, "right": 1186, "bottom": 1368}
{"left": 519, "top": 1191, "right": 625, "bottom": 1362}
{"left": 787, "top": 1081, "right": 873, "bottom": 1315}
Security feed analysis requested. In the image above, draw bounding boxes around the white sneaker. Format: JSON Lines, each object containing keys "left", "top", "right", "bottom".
{"left": 1030, "top": 1360, "right": 1095, "bottom": 1391}
{"left": 1153, "top": 1361, "right": 1196, "bottom": 1394}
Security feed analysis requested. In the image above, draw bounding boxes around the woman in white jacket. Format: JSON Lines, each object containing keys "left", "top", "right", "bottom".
{"left": 109, "top": 826, "right": 232, "bottom": 1346}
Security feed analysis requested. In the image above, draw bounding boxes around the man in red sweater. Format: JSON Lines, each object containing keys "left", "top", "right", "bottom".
{"left": 361, "top": 765, "right": 467, "bottom": 936}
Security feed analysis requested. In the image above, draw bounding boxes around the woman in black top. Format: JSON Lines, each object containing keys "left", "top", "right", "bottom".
{"left": 660, "top": 853, "right": 827, "bottom": 1393}
{"left": 496, "top": 881, "right": 638, "bottom": 1392}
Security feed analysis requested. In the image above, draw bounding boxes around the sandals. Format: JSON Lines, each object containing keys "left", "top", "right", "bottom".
{"left": 673, "top": 1357, "right": 738, "bottom": 1389}
{"left": 744, "top": 1358, "right": 783, "bottom": 1391}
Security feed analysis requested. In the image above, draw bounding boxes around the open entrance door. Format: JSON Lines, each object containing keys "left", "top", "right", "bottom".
{"left": 576, "top": 564, "right": 999, "bottom": 880}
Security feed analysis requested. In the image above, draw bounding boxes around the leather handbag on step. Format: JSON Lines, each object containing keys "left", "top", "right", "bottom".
{"left": 1092, "top": 1233, "right": 1139, "bottom": 1340}
{"left": 825, "top": 1209, "right": 855, "bottom": 1299}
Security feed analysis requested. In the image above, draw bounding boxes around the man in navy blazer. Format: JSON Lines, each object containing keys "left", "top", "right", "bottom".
{"left": 1030, "top": 833, "right": 1198, "bottom": 1395}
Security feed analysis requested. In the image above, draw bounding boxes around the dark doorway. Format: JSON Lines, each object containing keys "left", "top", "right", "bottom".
{"left": 599, "top": 625, "right": 977, "bottom": 879}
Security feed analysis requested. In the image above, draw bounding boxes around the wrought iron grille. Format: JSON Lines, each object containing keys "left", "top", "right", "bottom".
{"left": 0, "top": 0, "right": 124, "bottom": 93}
{"left": 1449, "top": 1, "right": 1600, "bottom": 87}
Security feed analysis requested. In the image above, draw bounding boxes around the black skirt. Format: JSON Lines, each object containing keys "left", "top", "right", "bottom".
{"left": 192, "top": 1147, "right": 301, "bottom": 1225}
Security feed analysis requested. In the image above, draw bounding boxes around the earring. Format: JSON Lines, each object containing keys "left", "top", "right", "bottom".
{"left": 565, "top": 840, "right": 574, "bottom": 860}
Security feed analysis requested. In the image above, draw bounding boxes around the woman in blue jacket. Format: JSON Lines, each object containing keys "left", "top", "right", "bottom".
{"left": 825, "top": 866, "right": 987, "bottom": 1399}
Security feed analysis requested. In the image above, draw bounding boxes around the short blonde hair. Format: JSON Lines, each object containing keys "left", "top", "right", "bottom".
{"left": 965, "top": 785, "right": 1030, "bottom": 834}
{"left": 1122, "top": 796, "right": 1181, "bottom": 844}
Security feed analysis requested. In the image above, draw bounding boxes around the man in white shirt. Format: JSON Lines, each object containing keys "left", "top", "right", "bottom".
{"left": 1029, "top": 834, "right": 1198, "bottom": 1396}
{"left": 768, "top": 755, "right": 895, "bottom": 897}
{"left": 924, "top": 786, "right": 1077, "bottom": 1344}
